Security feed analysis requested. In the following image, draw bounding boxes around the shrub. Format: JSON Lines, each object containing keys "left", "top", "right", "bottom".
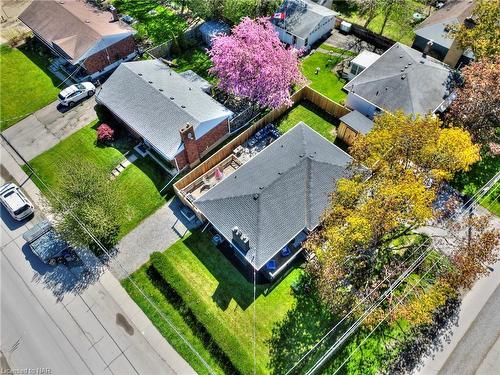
{"left": 96, "top": 123, "right": 114, "bottom": 143}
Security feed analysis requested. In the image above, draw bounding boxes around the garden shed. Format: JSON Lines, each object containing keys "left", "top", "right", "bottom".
{"left": 199, "top": 21, "right": 231, "bottom": 47}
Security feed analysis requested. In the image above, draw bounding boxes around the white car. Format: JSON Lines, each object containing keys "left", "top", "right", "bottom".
{"left": 58, "top": 82, "right": 95, "bottom": 107}
{"left": 0, "top": 183, "right": 34, "bottom": 221}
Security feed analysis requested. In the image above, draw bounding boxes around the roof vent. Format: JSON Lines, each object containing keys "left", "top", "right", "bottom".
{"left": 85, "top": 19, "right": 90, "bottom": 23}
{"left": 159, "top": 88, "right": 163, "bottom": 92}
{"left": 170, "top": 96, "right": 174, "bottom": 100}
{"left": 189, "top": 87, "right": 192, "bottom": 90}
{"left": 138, "top": 73, "right": 142, "bottom": 76}
{"left": 401, "top": 68, "right": 405, "bottom": 72}
{"left": 400, "top": 55, "right": 403, "bottom": 58}
{"left": 259, "top": 186, "right": 264, "bottom": 190}
{"left": 309, "top": 154, "right": 315, "bottom": 158}
{"left": 148, "top": 81, "right": 153, "bottom": 84}
{"left": 278, "top": 172, "right": 283, "bottom": 175}
{"left": 253, "top": 193, "right": 259, "bottom": 200}
{"left": 401, "top": 74, "right": 406, "bottom": 80}
{"left": 376, "top": 90, "right": 379, "bottom": 96}
{"left": 181, "top": 105, "right": 186, "bottom": 108}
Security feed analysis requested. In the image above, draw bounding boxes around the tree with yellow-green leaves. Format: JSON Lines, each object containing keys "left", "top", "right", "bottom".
{"left": 450, "top": 0, "right": 500, "bottom": 60}
{"left": 306, "top": 111, "right": 480, "bottom": 315}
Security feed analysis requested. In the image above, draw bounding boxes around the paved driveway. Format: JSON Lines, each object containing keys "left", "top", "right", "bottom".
{"left": 109, "top": 198, "right": 200, "bottom": 279}
{"left": 2, "top": 98, "right": 97, "bottom": 160}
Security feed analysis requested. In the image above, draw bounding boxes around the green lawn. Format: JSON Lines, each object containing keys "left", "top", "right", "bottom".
{"left": 301, "top": 52, "right": 348, "bottom": 103}
{"left": 334, "top": 0, "right": 424, "bottom": 45}
{"left": 113, "top": 0, "right": 188, "bottom": 45}
{"left": 172, "top": 47, "right": 214, "bottom": 82}
{"left": 276, "top": 102, "right": 339, "bottom": 142}
{"left": 452, "top": 151, "right": 500, "bottom": 216}
{"left": 124, "top": 230, "right": 337, "bottom": 374}
{"left": 0, "top": 44, "right": 62, "bottom": 130}
{"left": 319, "top": 43, "right": 357, "bottom": 56}
{"left": 26, "top": 121, "right": 172, "bottom": 238}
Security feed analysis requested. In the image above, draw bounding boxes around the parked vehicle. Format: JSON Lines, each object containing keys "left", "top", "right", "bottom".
{"left": 0, "top": 183, "right": 34, "bottom": 221}
{"left": 58, "top": 82, "right": 95, "bottom": 107}
{"left": 22, "top": 221, "right": 76, "bottom": 266}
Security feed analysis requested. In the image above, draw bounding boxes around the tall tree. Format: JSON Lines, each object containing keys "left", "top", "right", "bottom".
{"left": 378, "top": 0, "right": 412, "bottom": 36}
{"left": 446, "top": 56, "right": 500, "bottom": 145}
{"left": 48, "top": 160, "right": 120, "bottom": 253}
{"left": 209, "top": 17, "right": 305, "bottom": 109}
{"left": 350, "top": 111, "right": 481, "bottom": 182}
{"left": 450, "top": 0, "right": 500, "bottom": 59}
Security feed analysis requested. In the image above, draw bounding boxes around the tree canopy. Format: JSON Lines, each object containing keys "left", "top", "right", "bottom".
{"left": 209, "top": 17, "right": 305, "bottom": 109}
{"left": 446, "top": 56, "right": 500, "bottom": 145}
{"left": 450, "top": 0, "right": 500, "bottom": 59}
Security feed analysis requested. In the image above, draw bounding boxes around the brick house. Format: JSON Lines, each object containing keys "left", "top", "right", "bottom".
{"left": 19, "top": 0, "right": 137, "bottom": 81}
{"left": 96, "top": 59, "right": 233, "bottom": 172}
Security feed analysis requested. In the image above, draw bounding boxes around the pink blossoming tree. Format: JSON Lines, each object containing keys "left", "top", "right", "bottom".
{"left": 209, "top": 17, "right": 305, "bottom": 109}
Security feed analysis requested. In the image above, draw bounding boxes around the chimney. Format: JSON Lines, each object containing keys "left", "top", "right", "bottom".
{"left": 232, "top": 226, "right": 250, "bottom": 252}
{"left": 179, "top": 123, "right": 200, "bottom": 167}
{"left": 422, "top": 40, "right": 433, "bottom": 58}
{"left": 109, "top": 5, "right": 119, "bottom": 22}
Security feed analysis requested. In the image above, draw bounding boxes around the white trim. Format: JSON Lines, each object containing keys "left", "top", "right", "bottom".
{"left": 269, "top": 248, "right": 305, "bottom": 278}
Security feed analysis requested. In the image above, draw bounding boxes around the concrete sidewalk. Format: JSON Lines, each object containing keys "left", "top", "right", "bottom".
{"left": 1, "top": 140, "right": 196, "bottom": 375}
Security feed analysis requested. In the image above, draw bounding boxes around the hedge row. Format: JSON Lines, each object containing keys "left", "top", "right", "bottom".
{"left": 150, "top": 251, "right": 251, "bottom": 375}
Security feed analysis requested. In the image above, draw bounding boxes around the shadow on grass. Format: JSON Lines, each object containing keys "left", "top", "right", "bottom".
{"left": 266, "top": 274, "right": 338, "bottom": 374}
{"left": 145, "top": 265, "right": 241, "bottom": 375}
{"left": 182, "top": 231, "right": 268, "bottom": 310}
{"left": 334, "top": 1, "right": 359, "bottom": 18}
{"left": 17, "top": 41, "right": 62, "bottom": 87}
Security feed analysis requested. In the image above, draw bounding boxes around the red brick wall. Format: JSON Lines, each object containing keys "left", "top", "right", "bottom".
{"left": 175, "top": 119, "right": 230, "bottom": 170}
{"left": 83, "top": 36, "right": 136, "bottom": 74}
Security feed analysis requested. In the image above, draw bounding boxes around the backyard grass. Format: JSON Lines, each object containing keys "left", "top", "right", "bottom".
{"left": 276, "top": 101, "right": 339, "bottom": 142}
{"left": 452, "top": 151, "right": 500, "bottom": 216}
{"left": 0, "top": 44, "right": 62, "bottom": 130}
{"left": 319, "top": 43, "right": 357, "bottom": 56}
{"left": 112, "top": 0, "right": 188, "bottom": 45}
{"left": 26, "top": 121, "right": 172, "bottom": 238}
{"left": 334, "top": 0, "right": 425, "bottom": 45}
{"left": 171, "top": 47, "right": 214, "bottom": 81}
{"left": 301, "top": 52, "right": 347, "bottom": 104}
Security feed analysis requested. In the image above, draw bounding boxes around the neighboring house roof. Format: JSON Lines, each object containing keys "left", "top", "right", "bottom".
{"left": 344, "top": 43, "right": 453, "bottom": 115}
{"left": 415, "top": 0, "right": 475, "bottom": 49}
{"left": 273, "top": 0, "right": 338, "bottom": 39}
{"left": 195, "top": 123, "right": 353, "bottom": 271}
{"left": 350, "top": 50, "right": 380, "bottom": 69}
{"left": 19, "top": 0, "right": 134, "bottom": 64}
{"left": 96, "top": 60, "right": 232, "bottom": 160}
{"left": 340, "top": 110, "right": 374, "bottom": 135}
{"left": 199, "top": 20, "right": 230, "bottom": 46}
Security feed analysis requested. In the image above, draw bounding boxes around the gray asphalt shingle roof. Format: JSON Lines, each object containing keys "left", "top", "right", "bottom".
{"left": 340, "top": 110, "right": 374, "bottom": 135}
{"left": 96, "top": 60, "right": 232, "bottom": 159}
{"left": 272, "top": 0, "right": 337, "bottom": 39}
{"left": 415, "top": 0, "right": 474, "bottom": 49}
{"left": 344, "top": 43, "right": 453, "bottom": 115}
{"left": 195, "top": 123, "right": 353, "bottom": 270}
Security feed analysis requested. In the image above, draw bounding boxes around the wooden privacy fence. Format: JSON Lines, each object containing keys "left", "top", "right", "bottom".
{"left": 174, "top": 86, "right": 351, "bottom": 193}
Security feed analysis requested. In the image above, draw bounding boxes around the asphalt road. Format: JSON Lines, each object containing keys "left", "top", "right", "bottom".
{"left": 439, "top": 284, "right": 500, "bottom": 375}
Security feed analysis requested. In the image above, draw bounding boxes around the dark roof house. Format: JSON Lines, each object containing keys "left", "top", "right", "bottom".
{"left": 19, "top": 0, "right": 137, "bottom": 79}
{"left": 344, "top": 42, "right": 454, "bottom": 118}
{"left": 194, "top": 123, "right": 353, "bottom": 277}
{"left": 272, "top": 0, "right": 338, "bottom": 50}
{"left": 413, "top": 0, "right": 475, "bottom": 67}
{"left": 96, "top": 60, "right": 233, "bottom": 171}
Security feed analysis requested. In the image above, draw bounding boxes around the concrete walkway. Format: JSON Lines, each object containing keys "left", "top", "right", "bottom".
{"left": 109, "top": 198, "right": 199, "bottom": 279}
{"left": 1, "top": 139, "right": 195, "bottom": 375}
{"left": 2, "top": 98, "right": 97, "bottom": 160}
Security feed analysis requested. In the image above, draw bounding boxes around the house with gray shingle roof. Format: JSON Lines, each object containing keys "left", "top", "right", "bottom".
{"left": 344, "top": 43, "right": 455, "bottom": 119}
{"left": 272, "top": 0, "right": 338, "bottom": 50}
{"left": 412, "top": 0, "right": 475, "bottom": 68}
{"left": 194, "top": 122, "right": 353, "bottom": 280}
{"left": 96, "top": 60, "right": 233, "bottom": 172}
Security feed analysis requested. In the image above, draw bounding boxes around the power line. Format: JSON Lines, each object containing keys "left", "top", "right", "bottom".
{"left": 304, "top": 187, "right": 500, "bottom": 375}
{"left": 284, "top": 173, "right": 500, "bottom": 375}
{"left": 0, "top": 134, "right": 217, "bottom": 375}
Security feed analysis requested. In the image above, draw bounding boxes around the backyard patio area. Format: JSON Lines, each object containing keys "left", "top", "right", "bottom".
{"left": 0, "top": 44, "right": 62, "bottom": 130}
{"left": 25, "top": 121, "right": 173, "bottom": 238}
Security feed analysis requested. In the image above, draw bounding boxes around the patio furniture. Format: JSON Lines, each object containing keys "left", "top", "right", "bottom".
{"left": 233, "top": 145, "right": 244, "bottom": 156}
{"left": 281, "top": 246, "right": 291, "bottom": 257}
{"left": 211, "top": 234, "right": 223, "bottom": 246}
{"left": 266, "top": 259, "right": 277, "bottom": 270}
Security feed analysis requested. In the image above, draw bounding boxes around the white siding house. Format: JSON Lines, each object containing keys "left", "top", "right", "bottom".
{"left": 273, "top": 0, "right": 338, "bottom": 50}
